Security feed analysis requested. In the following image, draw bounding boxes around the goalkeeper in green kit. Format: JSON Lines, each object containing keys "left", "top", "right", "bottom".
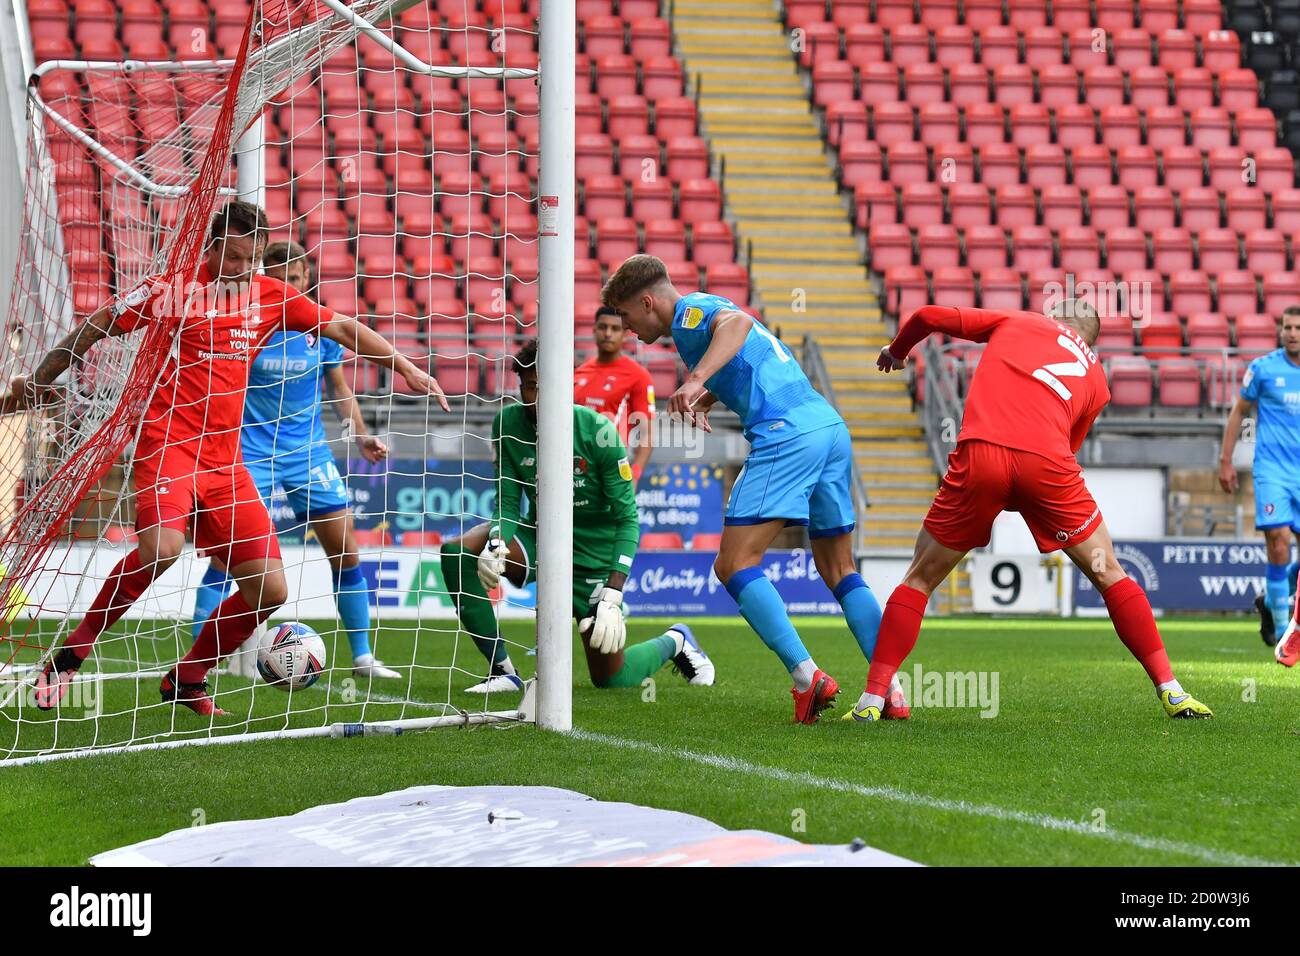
{"left": 440, "top": 339, "right": 716, "bottom": 694}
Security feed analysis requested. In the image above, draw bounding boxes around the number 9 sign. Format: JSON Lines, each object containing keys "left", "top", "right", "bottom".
{"left": 970, "top": 554, "right": 1042, "bottom": 614}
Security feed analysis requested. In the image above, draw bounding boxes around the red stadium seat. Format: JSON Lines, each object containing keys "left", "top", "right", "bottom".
{"left": 619, "top": 133, "right": 662, "bottom": 180}
{"left": 856, "top": 181, "right": 898, "bottom": 227}
{"left": 1042, "top": 185, "right": 1084, "bottom": 230}
{"left": 869, "top": 223, "right": 914, "bottom": 270}
{"left": 860, "top": 62, "right": 902, "bottom": 105}
{"left": 885, "top": 266, "right": 930, "bottom": 314}
{"left": 1157, "top": 359, "right": 1202, "bottom": 407}
{"left": 1187, "top": 312, "right": 1231, "bottom": 349}
{"left": 1133, "top": 187, "right": 1176, "bottom": 229}
{"left": 979, "top": 268, "right": 1023, "bottom": 309}
{"left": 979, "top": 26, "right": 1019, "bottom": 67}
{"left": 1011, "top": 105, "right": 1053, "bottom": 147}
{"left": 1070, "top": 145, "right": 1113, "bottom": 188}
{"left": 1263, "top": 273, "right": 1300, "bottom": 315}
{"left": 995, "top": 185, "right": 1037, "bottom": 229}
{"left": 1197, "top": 229, "right": 1240, "bottom": 272}
{"left": 1173, "top": 68, "right": 1215, "bottom": 110}
{"left": 845, "top": 23, "right": 886, "bottom": 70}
{"left": 901, "top": 182, "right": 944, "bottom": 228}
{"left": 1054, "top": 104, "right": 1097, "bottom": 147}
{"left": 950, "top": 65, "right": 991, "bottom": 106}
{"left": 1117, "top": 145, "right": 1159, "bottom": 190}
{"left": 705, "top": 263, "right": 750, "bottom": 305}
{"left": 932, "top": 267, "right": 976, "bottom": 308}
{"left": 963, "top": 103, "right": 1006, "bottom": 144}
{"left": 813, "top": 60, "right": 856, "bottom": 108}
{"left": 887, "top": 142, "right": 930, "bottom": 184}
{"left": 1256, "top": 149, "right": 1296, "bottom": 192}
{"left": 644, "top": 220, "right": 686, "bottom": 260}
{"left": 1169, "top": 270, "right": 1212, "bottom": 317}
{"left": 1272, "top": 189, "right": 1300, "bottom": 234}
{"left": 1084, "top": 66, "right": 1126, "bottom": 108}
{"left": 1236, "top": 313, "right": 1278, "bottom": 350}
{"left": 904, "top": 62, "right": 947, "bottom": 106}
{"left": 1087, "top": 185, "right": 1131, "bottom": 230}
{"left": 979, "top": 143, "right": 1022, "bottom": 186}
{"left": 965, "top": 225, "right": 1008, "bottom": 268}
{"left": 595, "top": 218, "right": 639, "bottom": 267}
{"left": 630, "top": 178, "right": 674, "bottom": 220}
{"left": 1140, "top": 311, "right": 1184, "bottom": 356}
{"left": 607, "top": 95, "right": 649, "bottom": 137}
{"left": 1224, "top": 188, "right": 1268, "bottom": 232}
{"left": 919, "top": 103, "right": 961, "bottom": 144}
{"left": 1025, "top": 143, "right": 1067, "bottom": 187}
{"left": 1152, "top": 228, "right": 1194, "bottom": 273}
{"left": 1237, "top": 108, "right": 1278, "bottom": 153}
{"left": 918, "top": 224, "right": 961, "bottom": 269}
{"left": 949, "top": 182, "right": 991, "bottom": 227}
{"left": 1216, "top": 271, "right": 1260, "bottom": 315}
{"left": 993, "top": 65, "right": 1035, "bottom": 107}
{"left": 666, "top": 137, "right": 709, "bottom": 181}
{"left": 872, "top": 102, "right": 915, "bottom": 146}
{"left": 891, "top": 24, "right": 931, "bottom": 68}
{"left": 1098, "top": 104, "right": 1142, "bottom": 148}
{"left": 1179, "top": 187, "right": 1221, "bottom": 232}
{"left": 1024, "top": 27, "right": 1065, "bottom": 68}
{"left": 1059, "top": 226, "right": 1101, "bottom": 270}
{"left": 1245, "top": 230, "right": 1287, "bottom": 274}
{"left": 655, "top": 95, "right": 699, "bottom": 139}
{"left": 643, "top": 56, "right": 684, "bottom": 98}
{"left": 691, "top": 221, "right": 734, "bottom": 266}
{"left": 641, "top": 532, "right": 684, "bottom": 550}
{"left": 935, "top": 25, "right": 976, "bottom": 66}
{"left": 678, "top": 179, "right": 721, "bottom": 223}
{"left": 1011, "top": 225, "right": 1053, "bottom": 270}
{"left": 840, "top": 140, "right": 883, "bottom": 188}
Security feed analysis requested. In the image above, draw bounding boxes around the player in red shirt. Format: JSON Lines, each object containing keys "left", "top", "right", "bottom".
{"left": 573, "top": 305, "right": 654, "bottom": 484}
{"left": 4, "top": 202, "right": 447, "bottom": 715}
{"left": 843, "top": 300, "right": 1212, "bottom": 722}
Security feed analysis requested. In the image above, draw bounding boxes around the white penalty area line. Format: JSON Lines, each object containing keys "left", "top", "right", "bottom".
{"left": 565, "top": 728, "right": 1292, "bottom": 868}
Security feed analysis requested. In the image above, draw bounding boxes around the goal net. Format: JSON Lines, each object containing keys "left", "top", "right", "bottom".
{"left": 0, "top": 0, "right": 567, "bottom": 763}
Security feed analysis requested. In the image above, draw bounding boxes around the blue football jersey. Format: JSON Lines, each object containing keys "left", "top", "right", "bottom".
{"left": 1241, "top": 349, "right": 1300, "bottom": 475}
{"left": 671, "top": 292, "right": 842, "bottom": 447}
{"left": 243, "top": 330, "right": 345, "bottom": 454}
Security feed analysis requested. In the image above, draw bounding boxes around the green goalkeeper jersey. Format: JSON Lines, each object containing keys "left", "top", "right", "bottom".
{"left": 491, "top": 403, "right": 640, "bottom": 572}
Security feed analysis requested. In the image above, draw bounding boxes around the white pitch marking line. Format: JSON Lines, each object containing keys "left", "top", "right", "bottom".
{"left": 566, "top": 728, "right": 1292, "bottom": 868}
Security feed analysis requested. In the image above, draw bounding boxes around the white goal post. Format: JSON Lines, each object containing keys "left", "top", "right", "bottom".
{"left": 0, "top": 0, "right": 575, "bottom": 761}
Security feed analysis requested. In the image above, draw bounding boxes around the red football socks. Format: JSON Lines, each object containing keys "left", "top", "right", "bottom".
{"left": 179, "top": 591, "right": 265, "bottom": 684}
{"left": 864, "top": 585, "right": 929, "bottom": 698}
{"left": 1101, "top": 577, "right": 1174, "bottom": 687}
{"left": 64, "top": 551, "right": 156, "bottom": 661}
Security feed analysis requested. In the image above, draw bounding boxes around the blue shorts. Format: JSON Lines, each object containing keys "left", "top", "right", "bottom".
{"left": 724, "top": 423, "right": 856, "bottom": 537}
{"left": 242, "top": 436, "right": 350, "bottom": 522}
{"left": 1254, "top": 475, "right": 1300, "bottom": 532}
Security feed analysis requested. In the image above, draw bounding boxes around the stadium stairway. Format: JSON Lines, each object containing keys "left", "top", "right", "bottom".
{"left": 670, "top": 0, "right": 939, "bottom": 552}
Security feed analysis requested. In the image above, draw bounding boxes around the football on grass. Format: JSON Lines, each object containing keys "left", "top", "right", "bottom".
{"left": 256, "top": 622, "right": 326, "bottom": 691}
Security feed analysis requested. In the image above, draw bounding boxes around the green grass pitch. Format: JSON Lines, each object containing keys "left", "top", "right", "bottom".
{"left": 0, "top": 615, "right": 1296, "bottom": 866}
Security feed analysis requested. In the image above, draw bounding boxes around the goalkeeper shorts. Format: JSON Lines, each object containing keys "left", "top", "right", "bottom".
{"left": 511, "top": 524, "right": 620, "bottom": 620}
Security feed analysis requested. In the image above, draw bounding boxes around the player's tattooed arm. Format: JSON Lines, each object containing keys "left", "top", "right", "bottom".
{"left": 321, "top": 314, "right": 450, "bottom": 411}
{"left": 2, "top": 305, "right": 116, "bottom": 414}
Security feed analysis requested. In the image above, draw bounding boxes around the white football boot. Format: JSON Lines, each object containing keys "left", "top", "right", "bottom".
{"left": 352, "top": 654, "right": 402, "bottom": 679}
{"left": 669, "top": 623, "right": 715, "bottom": 686}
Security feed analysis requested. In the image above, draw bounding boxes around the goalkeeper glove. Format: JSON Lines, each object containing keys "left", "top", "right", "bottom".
{"left": 476, "top": 537, "right": 509, "bottom": 591}
{"left": 584, "top": 588, "right": 626, "bottom": 655}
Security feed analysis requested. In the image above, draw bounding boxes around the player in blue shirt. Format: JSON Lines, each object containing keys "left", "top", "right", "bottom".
{"left": 191, "top": 241, "right": 400, "bottom": 679}
{"left": 1220, "top": 307, "right": 1300, "bottom": 645}
{"left": 602, "top": 254, "right": 907, "bottom": 722}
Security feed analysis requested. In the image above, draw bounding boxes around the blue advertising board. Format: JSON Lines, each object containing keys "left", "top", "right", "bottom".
{"left": 269, "top": 458, "right": 725, "bottom": 547}
{"left": 634, "top": 462, "right": 725, "bottom": 546}
{"left": 624, "top": 549, "right": 841, "bottom": 616}
{"left": 1073, "top": 539, "right": 1273, "bottom": 611}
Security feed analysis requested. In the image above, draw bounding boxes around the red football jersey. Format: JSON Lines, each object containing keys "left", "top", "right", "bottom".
{"left": 112, "top": 263, "right": 333, "bottom": 463}
{"left": 890, "top": 306, "right": 1110, "bottom": 461}
{"left": 573, "top": 354, "right": 655, "bottom": 446}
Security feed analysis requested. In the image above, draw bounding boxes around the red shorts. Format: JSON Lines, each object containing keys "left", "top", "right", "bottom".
{"left": 924, "top": 440, "right": 1102, "bottom": 554}
{"left": 134, "top": 444, "right": 281, "bottom": 568}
